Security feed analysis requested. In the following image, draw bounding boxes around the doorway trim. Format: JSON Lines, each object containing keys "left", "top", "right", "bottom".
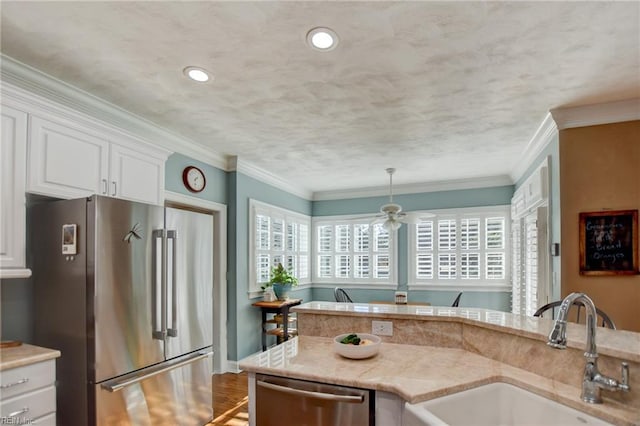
{"left": 164, "top": 190, "right": 228, "bottom": 373}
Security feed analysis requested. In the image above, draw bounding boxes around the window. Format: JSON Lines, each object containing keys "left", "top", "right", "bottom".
{"left": 408, "top": 206, "right": 510, "bottom": 290}
{"left": 313, "top": 217, "right": 396, "bottom": 286}
{"left": 250, "top": 200, "right": 311, "bottom": 297}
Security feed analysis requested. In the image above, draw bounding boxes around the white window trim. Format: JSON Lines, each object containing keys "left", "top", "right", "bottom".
{"left": 408, "top": 205, "right": 511, "bottom": 291}
{"left": 511, "top": 159, "right": 551, "bottom": 315}
{"left": 249, "top": 199, "right": 311, "bottom": 298}
{"left": 312, "top": 214, "right": 398, "bottom": 289}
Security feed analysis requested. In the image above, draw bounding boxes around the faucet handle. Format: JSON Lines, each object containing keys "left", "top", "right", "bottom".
{"left": 620, "top": 362, "right": 630, "bottom": 391}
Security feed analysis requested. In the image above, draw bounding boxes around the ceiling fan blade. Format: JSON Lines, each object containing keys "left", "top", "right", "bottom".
{"left": 398, "top": 214, "right": 421, "bottom": 225}
{"left": 398, "top": 212, "right": 436, "bottom": 224}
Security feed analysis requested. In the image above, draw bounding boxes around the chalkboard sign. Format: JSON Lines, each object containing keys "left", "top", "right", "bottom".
{"left": 579, "top": 210, "right": 638, "bottom": 275}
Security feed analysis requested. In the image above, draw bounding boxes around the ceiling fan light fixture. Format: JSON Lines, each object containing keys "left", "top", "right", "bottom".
{"left": 306, "top": 27, "right": 339, "bottom": 51}
{"left": 383, "top": 219, "right": 402, "bottom": 232}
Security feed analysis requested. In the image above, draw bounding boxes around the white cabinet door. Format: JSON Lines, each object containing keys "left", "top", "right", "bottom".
{"left": 29, "top": 116, "right": 110, "bottom": 199}
{"left": 28, "top": 116, "right": 166, "bottom": 205}
{"left": 110, "top": 142, "right": 165, "bottom": 205}
{"left": 1, "top": 105, "right": 28, "bottom": 272}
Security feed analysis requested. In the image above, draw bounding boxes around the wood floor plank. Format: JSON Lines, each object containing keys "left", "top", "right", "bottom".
{"left": 209, "top": 371, "right": 249, "bottom": 426}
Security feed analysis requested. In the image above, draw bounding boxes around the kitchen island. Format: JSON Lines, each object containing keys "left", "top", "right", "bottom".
{"left": 239, "top": 302, "right": 639, "bottom": 426}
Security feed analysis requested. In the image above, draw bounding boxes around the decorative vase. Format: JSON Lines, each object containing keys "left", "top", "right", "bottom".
{"left": 272, "top": 283, "right": 292, "bottom": 300}
{"left": 263, "top": 287, "right": 276, "bottom": 302}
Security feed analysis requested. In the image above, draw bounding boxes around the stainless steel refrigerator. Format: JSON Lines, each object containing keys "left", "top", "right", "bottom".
{"left": 30, "top": 195, "right": 214, "bottom": 425}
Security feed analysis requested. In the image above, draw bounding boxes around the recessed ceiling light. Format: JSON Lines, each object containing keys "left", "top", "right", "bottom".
{"left": 306, "top": 27, "right": 339, "bottom": 51}
{"left": 183, "top": 66, "right": 212, "bottom": 83}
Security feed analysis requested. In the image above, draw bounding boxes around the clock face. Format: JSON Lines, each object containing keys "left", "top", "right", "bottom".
{"left": 182, "top": 166, "right": 206, "bottom": 193}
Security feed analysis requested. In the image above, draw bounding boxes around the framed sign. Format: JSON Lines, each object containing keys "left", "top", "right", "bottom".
{"left": 579, "top": 210, "right": 638, "bottom": 275}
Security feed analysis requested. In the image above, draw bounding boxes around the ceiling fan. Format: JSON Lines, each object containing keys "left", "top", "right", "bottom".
{"left": 369, "top": 168, "right": 433, "bottom": 231}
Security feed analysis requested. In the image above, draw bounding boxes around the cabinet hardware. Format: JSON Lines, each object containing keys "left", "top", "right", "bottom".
{"left": 0, "top": 377, "right": 28, "bottom": 388}
{"left": 7, "top": 407, "right": 29, "bottom": 418}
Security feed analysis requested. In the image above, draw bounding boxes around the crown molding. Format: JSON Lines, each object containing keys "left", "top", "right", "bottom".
{"left": 227, "top": 156, "right": 314, "bottom": 200}
{"left": 510, "top": 112, "right": 558, "bottom": 183}
{"left": 550, "top": 98, "right": 640, "bottom": 130}
{"left": 312, "top": 175, "right": 513, "bottom": 201}
{"left": 0, "top": 54, "right": 227, "bottom": 170}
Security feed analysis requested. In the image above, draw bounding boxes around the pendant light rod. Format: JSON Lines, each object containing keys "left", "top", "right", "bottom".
{"left": 386, "top": 167, "right": 396, "bottom": 203}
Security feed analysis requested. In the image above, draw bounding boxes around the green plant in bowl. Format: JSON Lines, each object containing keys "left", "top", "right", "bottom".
{"left": 263, "top": 263, "right": 298, "bottom": 300}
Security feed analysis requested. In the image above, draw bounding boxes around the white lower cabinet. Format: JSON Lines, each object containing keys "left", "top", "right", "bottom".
{"left": 376, "top": 391, "right": 404, "bottom": 425}
{"left": 28, "top": 114, "right": 168, "bottom": 205}
{"left": 0, "top": 360, "right": 57, "bottom": 425}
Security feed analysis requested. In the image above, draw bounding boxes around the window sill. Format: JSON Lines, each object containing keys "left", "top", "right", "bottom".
{"left": 248, "top": 282, "right": 312, "bottom": 300}
{"left": 312, "top": 282, "right": 399, "bottom": 290}
{"left": 408, "top": 282, "right": 511, "bottom": 292}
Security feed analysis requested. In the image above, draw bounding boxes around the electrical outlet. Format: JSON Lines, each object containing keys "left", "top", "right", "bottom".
{"left": 371, "top": 320, "right": 393, "bottom": 336}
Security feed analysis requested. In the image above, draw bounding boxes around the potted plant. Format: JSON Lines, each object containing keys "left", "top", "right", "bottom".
{"left": 264, "top": 263, "right": 298, "bottom": 300}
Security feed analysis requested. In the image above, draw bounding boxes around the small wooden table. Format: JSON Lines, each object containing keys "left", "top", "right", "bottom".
{"left": 252, "top": 299, "right": 303, "bottom": 351}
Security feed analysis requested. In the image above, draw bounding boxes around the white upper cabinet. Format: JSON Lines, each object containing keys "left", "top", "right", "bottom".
{"left": 109, "top": 141, "right": 165, "bottom": 205}
{"left": 29, "top": 115, "right": 110, "bottom": 199}
{"left": 28, "top": 115, "right": 167, "bottom": 205}
{"left": 1, "top": 104, "right": 30, "bottom": 276}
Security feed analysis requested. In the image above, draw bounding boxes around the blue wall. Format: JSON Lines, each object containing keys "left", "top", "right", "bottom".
{"left": 165, "top": 153, "right": 227, "bottom": 204}
{"left": 227, "top": 172, "right": 313, "bottom": 360}
{"left": 312, "top": 186, "right": 514, "bottom": 311}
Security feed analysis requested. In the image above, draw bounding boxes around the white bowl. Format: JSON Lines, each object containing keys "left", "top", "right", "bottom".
{"left": 333, "top": 333, "right": 382, "bottom": 359}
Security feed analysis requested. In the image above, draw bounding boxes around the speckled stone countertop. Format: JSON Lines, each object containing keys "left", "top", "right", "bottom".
{"left": 240, "top": 336, "right": 638, "bottom": 426}
{"left": 292, "top": 302, "right": 640, "bottom": 362}
{"left": 0, "top": 343, "right": 61, "bottom": 371}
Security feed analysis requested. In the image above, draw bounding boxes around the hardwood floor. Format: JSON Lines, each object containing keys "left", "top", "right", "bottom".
{"left": 209, "top": 371, "right": 249, "bottom": 426}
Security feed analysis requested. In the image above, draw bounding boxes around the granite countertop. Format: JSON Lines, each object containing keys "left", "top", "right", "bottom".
{"left": 292, "top": 302, "right": 640, "bottom": 363}
{"left": 239, "top": 336, "right": 638, "bottom": 426}
{"left": 0, "top": 343, "right": 61, "bottom": 371}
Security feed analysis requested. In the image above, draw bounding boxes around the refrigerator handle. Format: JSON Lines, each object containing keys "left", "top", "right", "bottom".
{"left": 151, "top": 229, "right": 165, "bottom": 340}
{"left": 167, "top": 230, "right": 178, "bottom": 337}
{"left": 100, "top": 350, "right": 213, "bottom": 393}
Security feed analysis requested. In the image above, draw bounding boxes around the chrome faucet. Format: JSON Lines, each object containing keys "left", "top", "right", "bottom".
{"left": 547, "top": 292, "right": 630, "bottom": 403}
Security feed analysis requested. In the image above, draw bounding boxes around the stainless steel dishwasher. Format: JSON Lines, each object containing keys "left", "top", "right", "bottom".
{"left": 255, "top": 373, "right": 374, "bottom": 426}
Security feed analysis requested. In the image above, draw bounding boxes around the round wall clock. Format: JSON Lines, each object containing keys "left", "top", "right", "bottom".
{"left": 182, "top": 166, "right": 206, "bottom": 193}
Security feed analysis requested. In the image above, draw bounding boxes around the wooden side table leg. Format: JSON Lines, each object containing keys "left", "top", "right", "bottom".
{"left": 261, "top": 310, "right": 267, "bottom": 351}
{"left": 282, "top": 307, "right": 289, "bottom": 343}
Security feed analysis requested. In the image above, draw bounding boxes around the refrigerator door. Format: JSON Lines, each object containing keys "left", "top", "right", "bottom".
{"left": 96, "top": 349, "right": 213, "bottom": 425}
{"left": 91, "top": 196, "right": 166, "bottom": 383}
{"left": 164, "top": 207, "right": 214, "bottom": 360}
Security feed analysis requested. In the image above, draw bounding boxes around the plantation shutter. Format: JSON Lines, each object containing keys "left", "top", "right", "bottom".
{"left": 460, "top": 219, "right": 480, "bottom": 279}
{"left": 524, "top": 213, "right": 538, "bottom": 316}
{"left": 438, "top": 220, "right": 456, "bottom": 279}
{"left": 318, "top": 225, "right": 332, "bottom": 278}
{"left": 511, "top": 207, "right": 548, "bottom": 316}
{"left": 298, "top": 224, "right": 309, "bottom": 279}
{"left": 416, "top": 221, "right": 433, "bottom": 279}
{"left": 511, "top": 218, "right": 524, "bottom": 315}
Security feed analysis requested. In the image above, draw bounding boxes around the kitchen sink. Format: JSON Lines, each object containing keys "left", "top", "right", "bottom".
{"left": 402, "top": 382, "right": 613, "bottom": 426}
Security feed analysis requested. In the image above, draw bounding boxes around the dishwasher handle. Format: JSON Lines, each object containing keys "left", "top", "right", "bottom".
{"left": 257, "top": 380, "right": 365, "bottom": 403}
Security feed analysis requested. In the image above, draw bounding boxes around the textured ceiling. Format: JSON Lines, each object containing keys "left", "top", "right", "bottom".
{"left": 1, "top": 1, "right": 639, "bottom": 194}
